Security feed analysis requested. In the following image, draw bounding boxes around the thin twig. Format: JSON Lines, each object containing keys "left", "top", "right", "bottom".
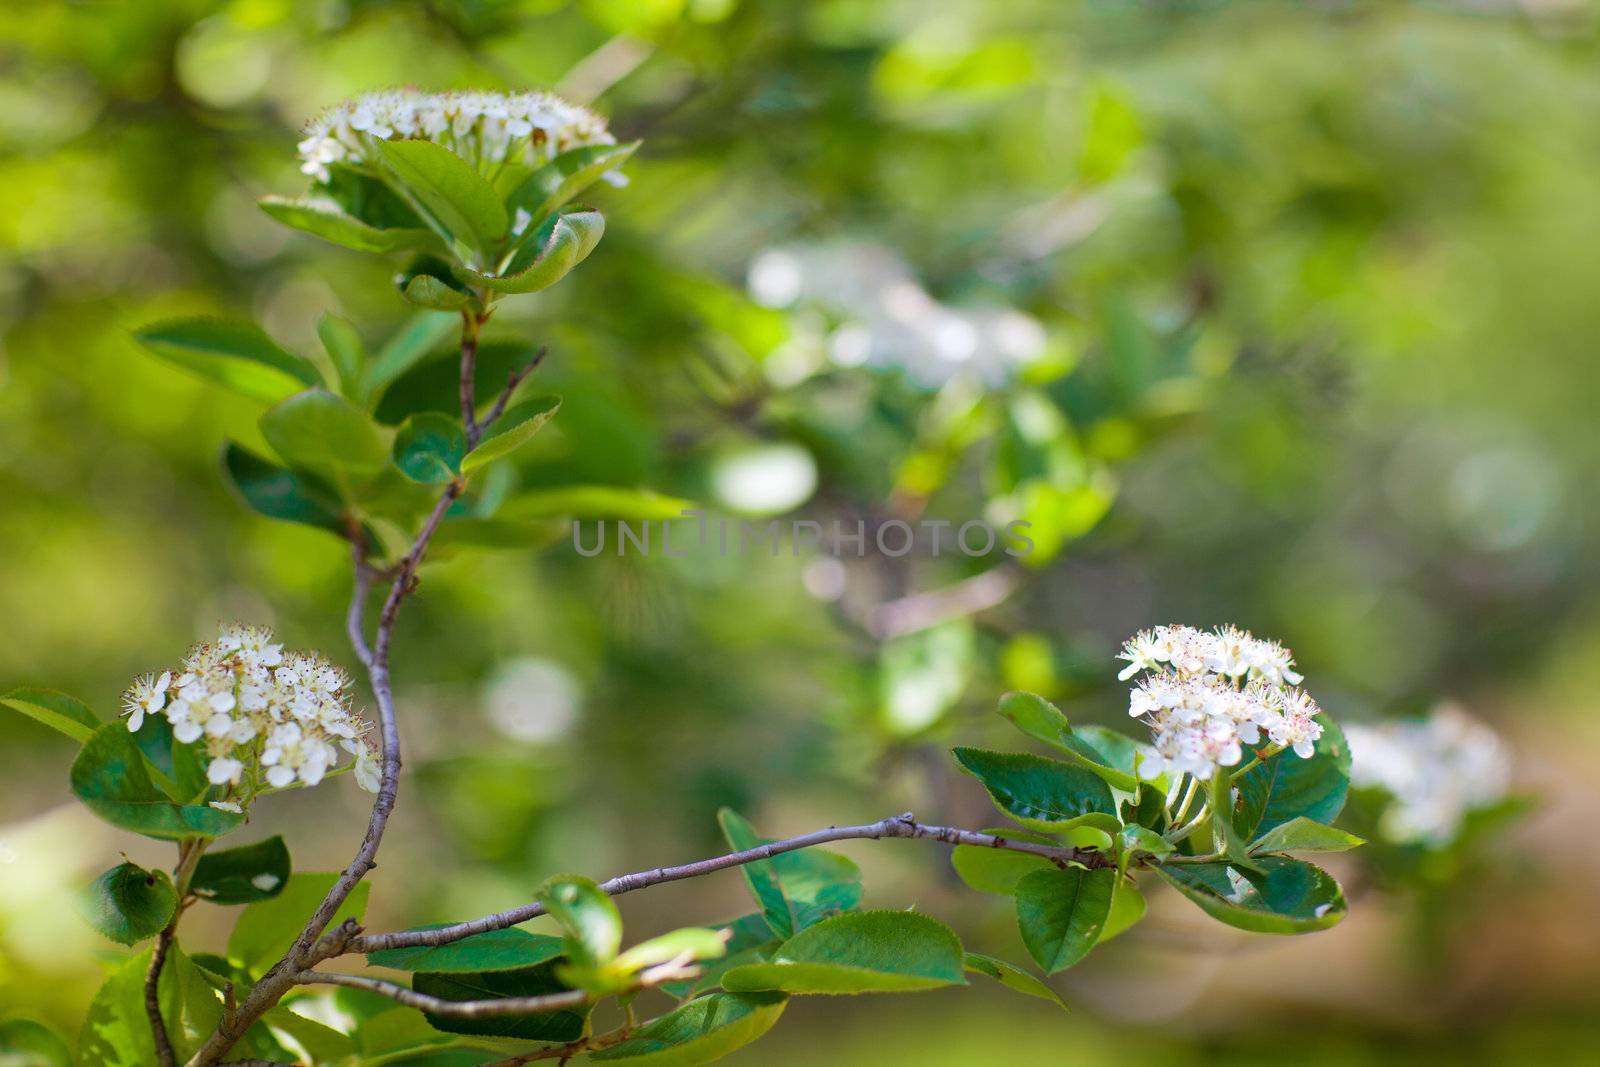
{"left": 353, "top": 813, "right": 1106, "bottom": 954}
{"left": 480, "top": 346, "right": 547, "bottom": 429}
{"left": 867, "top": 565, "right": 1020, "bottom": 640}
{"left": 295, "top": 971, "right": 592, "bottom": 1018}
{"left": 460, "top": 310, "right": 483, "bottom": 448}
{"left": 145, "top": 928, "right": 177, "bottom": 1067}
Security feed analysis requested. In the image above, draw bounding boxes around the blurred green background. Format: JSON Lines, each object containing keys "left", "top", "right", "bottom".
{"left": 4, "top": 0, "right": 1600, "bottom": 1062}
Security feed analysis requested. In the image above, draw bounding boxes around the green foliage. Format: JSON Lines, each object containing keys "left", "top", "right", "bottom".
{"left": 259, "top": 196, "right": 436, "bottom": 255}
{"left": 457, "top": 208, "right": 605, "bottom": 294}
{"left": 592, "top": 991, "right": 787, "bottom": 1066}
{"left": 260, "top": 388, "right": 389, "bottom": 487}
{"left": 1013, "top": 867, "right": 1117, "bottom": 974}
{"left": 0, "top": 687, "right": 100, "bottom": 743}
{"left": 717, "top": 809, "right": 796, "bottom": 939}
{"left": 393, "top": 413, "right": 468, "bottom": 484}
{"left": 721, "top": 911, "right": 966, "bottom": 995}
{"left": 962, "top": 953, "right": 1069, "bottom": 1011}
{"left": 376, "top": 139, "right": 508, "bottom": 258}
{"left": 190, "top": 835, "right": 292, "bottom": 905}
{"left": 950, "top": 839, "right": 1052, "bottom": 896}
{"left": 1249, "top": 817, "right": 1365, "bottom": 855}
{"left": 507, "top": 142, "right": 640, "bottom": 223}
{"left": 70, "top": 724, "right": 242, "bottom": 840}
{"left": 1154, "top": 857, "right": 1347, "bottom": 934}
{"left": 81, "top": 861, "right": 177, "bottom": 945}
{"left": 133, "top": 318, "right": 323, "bottom": 403}
{"left": 951, "top": 747, "right": 1119, "bottom": 833}
{"left": 80, "top": 946, "right": 222, "bottom": 1066}
{"left": 411, "top": 963, "right": 588, "bottom": 1042}
{"left": 538, "top": 874, "right": 623, "bottom": 971}
{"left": 0, "top": 1019, "right": 71, "bottom": 1067}
{"left": 220, "top": 442, "right": 350, "bottom": 535}
{"left": 460, "top": 396, "right": 562, "bottom": 476}
{"left": 227, "top": 872, "right": 371, "bottom": 976}
{"left": 997, "top": 692, "right": 1142, "bottom": 792}
{"left": 317, "top": 313, "right": 367, "bottom": 399}
{"left": 1233, "top": 715, "right": 1352, "bottom": 841}
{"left": 368, "top": 927, "right": 565, "bottom": 973}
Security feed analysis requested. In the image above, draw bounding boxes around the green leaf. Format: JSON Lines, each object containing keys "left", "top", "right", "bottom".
{"left": 952, "top": 747, "right": 1119, "bottom": 834}
{"left": 79, "top": 946, "right": 223, "bottom": 1066}
{"left": 1068, "top": 725, "right": 1148, "bottom": 793}
{"left": 612, "top": 927, "right": 729, "bottom": 976}
{"left": 393, "top": 412, "right": 466, "bottom": 484}
{"left": 1155, "top": 856, "right": 1347, "bottom": 934}
{"left": 1248, "top": 817, "right": 1365, "bottom": 855}
{"left": 376, "top": 139, "right": 508, "bottom": 255}
{"left": 1234, "top": 714, "right": 1351, "bottom": 842}
{"left": 260, "top": 196, "right": 436, "bottom": 254}
{"left": 221, "top": 441, "right": 349, "bottom": 535}
{"left": 81, "top": 862, "right": 177, "bottom": 945}
{"left": 70, "top": 724, "right": 243, "bottom": 841}
{"left": 460, "top": 395, "right": 562, "bottom": 476}
{"left": 0, "top": 687, "right": 100, "bottom": 743}
{"left": 360, "top": 311, "right": 459, "bottom": 410}
{"left": 1098, "top": 879, "right": 1146, "bottom": 943}
{"left": 135, "top": 318, "right": 323, "bottom": 403}
{"left": 1119, "top": 824, "right": 1174, "bottom": 860}
{"left": 368, "top": 927, "right": 565, "bottom": 973}
{"left": 1014, "top": 867, "right": 1117, "bottom": 974}
{"left": 318, "top": 313, "right": 367, "bottom": 398}
{"left": 191, "top": 835, "right": 291, "bottom": 904}
{"left": 657, "top": 913, "right": 780, "bottom": 1000}
{"left": 497, "top": 485, "right": 694, "bottom": 521}
{"left": 591, "top": 991, "right": 787, "bottom": 1066}
{"left": 411, "top": 962, "right": 587, "bottom": 1042}
{"left": 538, "top": 874, "right": 622, "bottom": 970}
{"left": 260, "top": 388, "right": 390, "bottom": 485}
{"left": 721, "top": 911, "right": 966, "bottom": 995}
{"left": 228, "top": 872, "right": 371, "bottom": 976}
{"left": 950, "top": 844, "right": 1051, "bottom": 896}
{"left": 259, "top": 1006, "right": 356, "bottom": 1066}
{"left": 398, "top": 255, "right": 478, "bottom": 310}
{"left": 716, "top": 809, "right": 793, "bottom": 939}
{"left": 371, "top": 339, "right": 538, "bottom": 424}
{"left": 0, "top": 1019, "right": 71, "bottom": 1067}
{"left": 351, "top": 1006, "right": 455, "bottom": 1059}
{"left": 962, "top": 953, "right": 1068, "bottom": 1012}
{"left": 320, "top": 162, "right": 432, "bottom": 229}
{"left": 457, "top": 207, "right": 604, "bottom": 294}
{"left": 506, "top": 141, "right": 640, "bottom": 222}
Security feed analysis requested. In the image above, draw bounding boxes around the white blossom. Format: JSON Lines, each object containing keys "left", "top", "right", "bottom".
{"left": 296, "top": 88, "right": 620, "bottom": 182}
{"left": 1345, "top": 705, "right": 1510, "bottom": 846}
{"left": 120, "top": 624, "right": 374, "bottom": 806}
{"left": 1119, "top": 625, "right": 1325, "bottom": 781}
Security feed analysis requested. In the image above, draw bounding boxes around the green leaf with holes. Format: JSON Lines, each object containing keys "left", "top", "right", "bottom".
{"left": 135, "top": 318, "right": 323, "bottom": 403}
{"left": 721, "top": 911, "right": 965, "bottom": 995}
{"left": 190, "top": 836, "right": 291, "bottom": 905}
{"left": 1014, "top": 867, "right": 1117, "bottom": 974}
{"left": 81, "top": 862, "right": 177, "bottom": 945}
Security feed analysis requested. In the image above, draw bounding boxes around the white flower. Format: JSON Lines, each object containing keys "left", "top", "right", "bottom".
{"left": 354, "top": 747, "right": 381, "bottom": 793}
{"left": 207, "top": 757, "right": 244, "bottom": 786}
{"left": 1346, "top": 705, "right": 1509, "bottom": 846}
{"left": 296, "top": 88, "right": 621, "bottom": 183}
{"left": 120, "top": 671, "right": 170, "bottom": 732}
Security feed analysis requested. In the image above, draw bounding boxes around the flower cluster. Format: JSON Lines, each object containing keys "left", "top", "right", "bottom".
{"left": 1345, "top": 705, "right": 1510, "bottom": 845}
{"left": 1119, "top": 625, "right": 1324, "bottom": 781}
{"left": 297, "top": 88, "right": 621, "bottom": 182}
{"left": 121, "top": 625, "right": 379, "bottom": 799}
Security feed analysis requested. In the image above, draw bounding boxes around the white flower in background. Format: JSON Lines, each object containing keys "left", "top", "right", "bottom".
{"left": 296, "top": 88, "right": 621, "bottom": 182}
{"left": 119, "top": 624, "right": 374, "bottom": 804}
{"left": 745, "top": 242, "right": 1048, "bottom": 389}
{"left": 1345, "top": 705, "right": 1510, "bottom": 846}
{"left": 1119, "top": 624, "right": 1325, "bottom": 781}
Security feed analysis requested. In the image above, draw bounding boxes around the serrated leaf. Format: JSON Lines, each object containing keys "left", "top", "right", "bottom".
{"left": 368, "top": 927, "right": 565, "bottom": 974}
{"left": 539, "top": 874, "right": 622, "bottom": 969}
{"left": 591, "top": 991, "right": 786, "bottom": 1066}
{"left": 1015, "top": 867, "right": 1117, "bottom": 974}
{"left": 70, "top": 724, "right": 242, "bottom": 841}
{"left": 411, "top": 962, "right": 588, "bottom": 1042}
{"left": 259, "top": 196, "right": 436, "bottom": 254}
{"left": 1248, "top": 817, "right": 1365, "bottom": 855}
{"left": 190, "top": 835, "right": 291, "bottom": 905}
{"left": 506, "top": 142, "right": 639, "bottom": 223}
{"left": 716, "top": 809, "right": 793, "bottom": 939}
{"left": 260, "top": 388, "right": 389, "bottom": 485}
{"left": 393, "top": 412, "right": 466, "bottom": 484}
{"left": 721, "top": 911, "right": 965, "bottom": 995}
{"left": 135, "top": 318, "right": 323, "bottom": 403}
{"left": 1234, "top": 714, "right": 1351, "bottom": 841}
{"left": 963, "top": 953, "right": 1068, "bottom": 1012}
{"left": 952, "top": 747, "right": 1119, "bottom": 834}
{"left": 81, "top": 862, "right": 177, "bottom": 945}
{"left": 376, "top": 139, "right": 508, "bottom": 255}
{"left": 1155, "top": 856, "right": 1347, "bottom": 934}
{"left": 457, "top": 207, "right": 604, "bottom": 294}
{"left": 460, "top": 396, "right": 561, "bottom": 476}
{"left": 1, "top": 687, "right": 100, "bottom": 743}
{"left": 228, "top": 872, "right": 370, "bottom": 977}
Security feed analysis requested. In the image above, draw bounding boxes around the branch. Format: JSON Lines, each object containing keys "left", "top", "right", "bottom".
{"left": 353, "top": 813, "right": 1105, "bottom": 954}
{"left": 145, "top": 928, "right": 177, "bottom": 1067}
{"left": 479, "top": 346, "right": 546, "bottom": 429}
{"left": 460, "top": 310, "right": 483, "bottom": 448}
{"left": 294, "top": 971, "right": 592, "bottom": 1019}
